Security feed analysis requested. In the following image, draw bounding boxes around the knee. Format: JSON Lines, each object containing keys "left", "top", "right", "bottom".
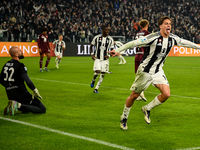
{"left": 129, "top": 92, "right": 140, "bottom": 100}
{"left": 163, "top": 92, "right": 170, "bottom": 100}
{"left": 42, "top": 107, "right": 46, "bottom": 113}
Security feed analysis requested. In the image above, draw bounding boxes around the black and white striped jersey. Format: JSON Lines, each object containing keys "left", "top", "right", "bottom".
{"left": 53, "top": 40, "right": 66, "bottom": 53}
{"left": 115, "top": 31, "right": 200, "bottom": 74}
{"left": 91, "top": 34, "right": 114, "bottom": 60}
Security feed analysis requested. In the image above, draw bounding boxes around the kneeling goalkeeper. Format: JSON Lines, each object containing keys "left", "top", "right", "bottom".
{"left": 0, "top": 46, "right": 46, "bottom": 116}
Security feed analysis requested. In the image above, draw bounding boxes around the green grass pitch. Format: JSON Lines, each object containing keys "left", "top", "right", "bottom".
{"left": 0, "top": 56, "right": 200, "bottom": 150}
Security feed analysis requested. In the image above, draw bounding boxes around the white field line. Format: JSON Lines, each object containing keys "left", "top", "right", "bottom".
{"left": 0, "top": 117, "right": 134, "bottom": 150}
{"left": 31, "top": 78, "right": 200, "bottom": 100}
{"left": 173, "top": 148, "right": 200, "bottom": 150}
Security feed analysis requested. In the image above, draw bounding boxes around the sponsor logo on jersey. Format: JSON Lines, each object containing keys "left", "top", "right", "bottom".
{"left": 141, "top": 38, "right": 146, "bottom": 42}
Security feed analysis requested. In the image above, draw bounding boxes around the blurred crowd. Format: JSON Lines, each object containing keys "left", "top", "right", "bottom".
{"left": 0, "top": 0, "right": 199, "bottom": 43}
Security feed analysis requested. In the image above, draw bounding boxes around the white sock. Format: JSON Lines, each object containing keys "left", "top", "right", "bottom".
{"left": 118, "top": 55, "right": 122, "bottom": 62}
{"left": 121, "top": 55, "right": 126, "bottom": 62}
{"left": 18, "top": 103, "right": 21, "bottom": 108}
{"left": 122, "top": 105, "right": 131, "bottom": 119}
{"left": 146, "top": 96, "right": 162, "bottom": 111}
{"left": 95, "top": 74, "right": 105, "bottom": 89}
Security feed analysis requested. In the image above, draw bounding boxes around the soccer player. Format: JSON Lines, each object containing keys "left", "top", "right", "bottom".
{"left": 135, "top": 19, "right": 151, "bottom": 101}
{"left": 0, "top": 46, "right": 46, "bottom": 116}
{"left": 109, "top": 16, "right": 200, "bottom": 130}
{"left": 53, "top": 34, "right": 66, "bottom": 69}
{"left": 114, "top": 41, "right": 127, "bottom": 64}
{"left": 37, "top": 27, "right": 51, "bottom": 72}
{"left": 90, "top": 25, "right": 114, "bottom": 93}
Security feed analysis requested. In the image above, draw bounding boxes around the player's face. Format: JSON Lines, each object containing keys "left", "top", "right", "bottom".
{"left": 17, "top": 48, "right": 24, "bottom": 59}
{"left": 102, "top": 27, "right": 109, "bottom": 37}
{"left": 160, "top": 19, "right": 171, "bottom": 37}
{"left": 59, "top": 35, "right": 63, "bottom": 40}
{"left": 43, "top": 31, "right": 47, "bottom": 35}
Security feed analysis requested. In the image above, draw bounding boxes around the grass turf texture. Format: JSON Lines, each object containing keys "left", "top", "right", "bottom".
{"left": 0, "top": 56, "right": 200, "bottom": 150}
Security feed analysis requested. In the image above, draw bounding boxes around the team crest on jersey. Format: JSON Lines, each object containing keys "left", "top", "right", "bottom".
{"left": 24, "top": 67, "right": 27, "bottom": 71}
{"left": 157, "top": 39, "right": 162, "bottom": 46}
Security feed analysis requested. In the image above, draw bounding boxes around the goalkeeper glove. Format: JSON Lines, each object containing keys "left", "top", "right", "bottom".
{"left": 32, "top": 88, "right": 43, "bottom": 100}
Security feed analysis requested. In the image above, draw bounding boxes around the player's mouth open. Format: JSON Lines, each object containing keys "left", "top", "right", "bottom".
{"left": 166, "top": 29, "right": 170, "bottom": 34}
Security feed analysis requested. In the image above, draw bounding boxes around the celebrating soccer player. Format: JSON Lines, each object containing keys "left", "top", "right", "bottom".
{"left": 53, "top": 34, "right": 66, "bottom": 69}
{"left": 109, "top": 16, "right": 200, "bottom": 130}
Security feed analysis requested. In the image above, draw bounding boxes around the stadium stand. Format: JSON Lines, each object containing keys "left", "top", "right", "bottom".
{"left": 0, "top": 0, "right": 199, "bottom": 43}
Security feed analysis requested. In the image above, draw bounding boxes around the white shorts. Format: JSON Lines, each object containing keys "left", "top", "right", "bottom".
{"left": 93, "top": 59, "right": 109, "bottom": 72}
{"left": 130, "top": 66, "right": 169, "bottom": 93}
{"left": 54, "top": 51, "right": 63, "bottom": 58}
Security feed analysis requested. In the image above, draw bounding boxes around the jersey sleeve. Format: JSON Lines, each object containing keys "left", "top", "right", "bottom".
{"left": 20, "top": 63, "right": 27, "bottom": 75}
{"left": 115, "top": 33, "right": 155, "bottom": 53}
{"left": 176, "top": 37, "right": 200, "bottom": 49}
{"left": 91, "top": 35, "right": 98, "bottom": 45}
{"left": 63, "top": 41, "right": 66, "bottom": 48}
{"left": 110, "top": 38, "right": 114, "bottom": 49}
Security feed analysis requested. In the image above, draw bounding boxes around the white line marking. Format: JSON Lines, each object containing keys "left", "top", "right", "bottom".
{"left": 0, "top": 117, "right": 134, "bottom": 150}
{"left": 31, "top": 78, "right": 200, "bottom": 100}
{"left": 173, "top": 148, "right": 200, "bottom": 150}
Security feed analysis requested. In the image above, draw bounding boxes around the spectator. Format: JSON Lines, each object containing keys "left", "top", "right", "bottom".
{"left": 9, "top": 14, "right": 16, "bottom": 24}
{"left": 13, "top": 26, "right": 20, "bottom": 42}
{"left": 21, "top": 27, "right": 27, "bottom": 42}
{"left": 0, "top": 26, "right": 8, "bottom": 41}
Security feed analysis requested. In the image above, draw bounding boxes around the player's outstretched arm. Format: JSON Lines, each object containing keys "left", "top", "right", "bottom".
{"left": 178, "top": 38, "right": 200, "bottom": 50}
{"left": 108, "top": 49, "right": 119, "bottom": 57}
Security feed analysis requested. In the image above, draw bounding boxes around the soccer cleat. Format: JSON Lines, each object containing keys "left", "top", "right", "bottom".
{"left": 44, "top": 67, "right": 50, "bottom": 72}
{"left": 4, "top": 100, "right": 18, "bottom": 116}
{"left": 123, "top": 61, "right": 127, "bottom": 64}
{"left": 118, "top": 61, "right": 123, "bottom": 64}
{"left": 93, "top": 89, "right": 99, "bottom": 93}
{"left": 4, "top": 100, "right": 13, "bottom": 115}
{"left": 90, "top": 80, "right": 95, "bottom": 88}
{"left": 10, "top": 101, "right": 18, "bottom": 116}
{"left": 40, "top": 68, "right": 43, "bottom": 72}
{"left": 142, "top": 106, "right": 151, "bottom": 124}
{"left": 55, "top": 64, "right": 59, "bottom": 69}
{"left": 120, "top": 116, "right": 128, "bottom": 130}
{"left": 136, "top": 95, "right": 147, "bottom": 101}
{"left": 107, "top": 71, "right": 113, "bottom": 74}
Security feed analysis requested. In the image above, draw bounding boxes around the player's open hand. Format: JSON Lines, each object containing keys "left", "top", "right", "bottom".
{"left": 108, "top": 49, "right": 119, "bottom": 57}
{"left": 92, "top": 55, "right": 96, "bottom": 60}
{"left": 104, "top": 55, "right": 109, "bottom": 59}
{"left": 32, "top": 88, "right": 43, "bottom": 100}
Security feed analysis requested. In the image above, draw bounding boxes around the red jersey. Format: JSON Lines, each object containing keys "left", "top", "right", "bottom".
{"left": 135, "top": 30, "right": 150, "bottom": 54}
{"left": 134, "top": 30, "right": 150, "bottom": 73}
{"left": 37, "top": 34, "right": 50, "bottom": 51}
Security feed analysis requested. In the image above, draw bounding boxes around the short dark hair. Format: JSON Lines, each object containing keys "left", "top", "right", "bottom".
{"left": 42, "top": 27, "right": 48, "bottom": 32}
{"left": 101, "top": 24, "right": 108, "bottom": 30}
{"left": 158, "top": 16, "right": 171, "bottom": 26}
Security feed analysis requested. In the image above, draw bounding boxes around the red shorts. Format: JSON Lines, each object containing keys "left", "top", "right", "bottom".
{"left": 40, "top": 49, "right": 50, "bottom": 55}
